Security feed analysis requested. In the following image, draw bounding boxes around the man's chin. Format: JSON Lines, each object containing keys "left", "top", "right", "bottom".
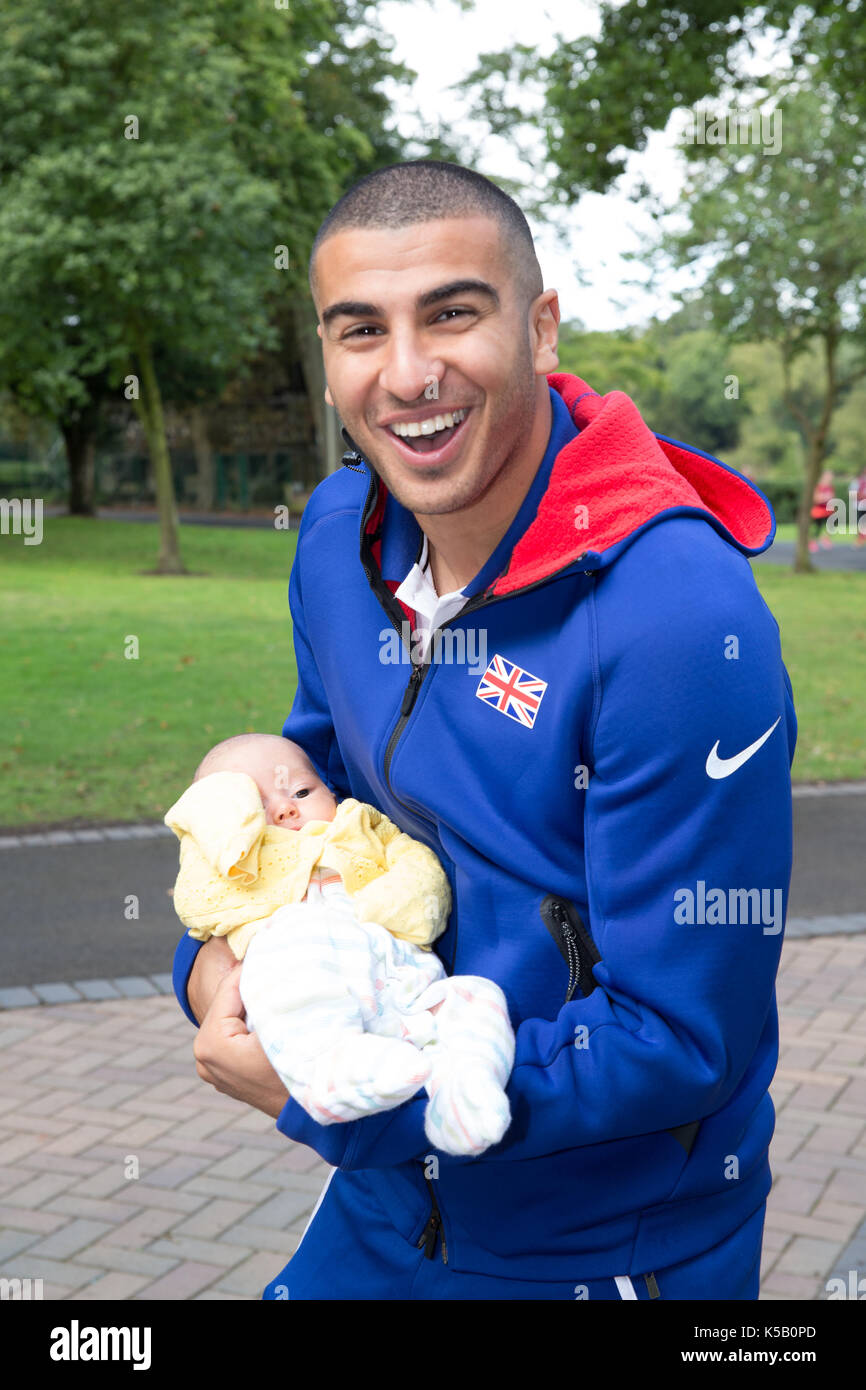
{"left": 360, "top": 450, "right": 487, "bottom": 518}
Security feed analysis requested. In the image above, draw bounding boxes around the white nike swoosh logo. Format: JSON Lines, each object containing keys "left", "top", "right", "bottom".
{"left": 706, "top": 717, "right": 781, "bottom": 779}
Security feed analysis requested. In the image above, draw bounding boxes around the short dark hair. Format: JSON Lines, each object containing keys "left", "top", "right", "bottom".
{"left": 309, "top": 160, "right": 543, "bottom": 306}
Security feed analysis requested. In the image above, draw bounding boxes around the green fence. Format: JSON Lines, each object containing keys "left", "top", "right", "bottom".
{"left": 0, "top": 443, "right": 66, "bottom": 500}
{"left": 93, "top": 449, "right": 304, "bottom": 509}
{"left": 0, "top": 446, "right": 310, "bottom": 510}
{"left": 0, "top": 437, "right": 827, "bottom": 523}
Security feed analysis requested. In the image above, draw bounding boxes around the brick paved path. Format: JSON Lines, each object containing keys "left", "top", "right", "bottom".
{"left": 0, "top": 932, "right": 864, "bottom": 1300}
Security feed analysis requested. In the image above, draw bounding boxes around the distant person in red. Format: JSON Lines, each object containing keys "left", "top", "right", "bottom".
{"left": 856, "top": 468, "right": 866, "bottom": 547}
{"left": 809, "top": 469, "right": 835, "bottom": 553}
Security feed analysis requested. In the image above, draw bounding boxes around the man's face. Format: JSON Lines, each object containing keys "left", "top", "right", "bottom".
{"left": 313, "top": 215, "right": 559, "bottom": 517}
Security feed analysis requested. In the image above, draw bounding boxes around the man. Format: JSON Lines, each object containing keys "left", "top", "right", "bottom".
{"left": 174, "top": 160, "right": 797, "bottom": 1300}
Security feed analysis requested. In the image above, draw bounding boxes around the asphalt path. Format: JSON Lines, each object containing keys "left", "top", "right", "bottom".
{"left": 2, "top": 790, "right": 864, "bottom": 987}
{"left": 753, "top": 539, "right": 866, "bottom": 570}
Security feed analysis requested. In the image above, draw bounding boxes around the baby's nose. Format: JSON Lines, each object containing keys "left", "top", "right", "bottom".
{"left": 271, "top": 797, "right": 299, "bottom": 826}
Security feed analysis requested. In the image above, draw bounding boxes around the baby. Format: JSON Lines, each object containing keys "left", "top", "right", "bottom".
{"left": 166, "top": 733, "right": 515, "bottom": 1157}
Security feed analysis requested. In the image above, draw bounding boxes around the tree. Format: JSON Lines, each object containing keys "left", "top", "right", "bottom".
{"left": 557, "top": 318, "right": 744, "bottom": 457}
{"left": 648, "top": 82, "right": 866, "bottom": 571}
{"left": 0, "top": 2, "right": 290, "bottom": 569}
{"left": 248, "top": 0, "right": 465, "bottom": 475}
{"left": 0, "top": 0, "right": 451, "bottom": 564}
{"left": 459, "top": 0, "right": 866, "bottom": 200}
{"left": 724, "top": 341, "right": 804, "bottom": 480}
{"left": 555, "top": 322, "right": 667, "bottom": 419}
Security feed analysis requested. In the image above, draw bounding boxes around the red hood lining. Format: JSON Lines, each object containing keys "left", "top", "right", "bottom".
{"left": 494, "top": 374, "right": 771, "bottom": 596}
{"left": 362, "top": 373, "right": 772, "bottom": 608}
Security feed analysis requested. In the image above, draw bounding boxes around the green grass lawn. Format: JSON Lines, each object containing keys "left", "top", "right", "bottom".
{"left": 1, "top": 519, "right": 299, "bottom": 827}
{"left": 749, "top": 562, "right": 866, "bottom": 782}
{"left": 1, "top": 517, "right": 864, "bottom": 828}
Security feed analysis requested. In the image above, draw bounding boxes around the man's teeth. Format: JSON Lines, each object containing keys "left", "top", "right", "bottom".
{"left": 391, "top": 409, "right": 466, "bottom": 439}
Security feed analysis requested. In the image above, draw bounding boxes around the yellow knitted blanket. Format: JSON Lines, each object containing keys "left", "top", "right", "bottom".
{"left": 164, "top": 771, "right": 450, "bottom": 960}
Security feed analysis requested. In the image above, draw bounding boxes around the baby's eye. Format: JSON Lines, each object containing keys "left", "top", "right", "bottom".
{"left": 295, "top": 787, "right": 310, "bottom": 798}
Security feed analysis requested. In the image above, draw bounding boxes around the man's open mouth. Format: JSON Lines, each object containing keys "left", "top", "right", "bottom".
{"left": 387, "top": 408, "right": 468, "bottom": 454}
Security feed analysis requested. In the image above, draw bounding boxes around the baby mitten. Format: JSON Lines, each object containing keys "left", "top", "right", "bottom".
{"left": 418, "top": 976, "right": 516, "bottom": 1157}
{"left": 423, "top": 1061, "right": 512, "bottom": 1157}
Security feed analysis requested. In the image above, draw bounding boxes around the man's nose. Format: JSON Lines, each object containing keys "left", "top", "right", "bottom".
{"left": 378, "top": 329, "right": 442, "bottom": 404}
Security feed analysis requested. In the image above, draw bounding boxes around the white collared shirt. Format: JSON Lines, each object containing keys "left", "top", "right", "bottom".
{"left": 393, "top": 533, "right": 467, "bottom": 662}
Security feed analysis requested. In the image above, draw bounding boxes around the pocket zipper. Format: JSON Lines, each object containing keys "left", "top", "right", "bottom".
{"left": 541, "top": 896, "right": 702, "bottom": 1157}
{"left": 556, "top": 905, "right": 581, "bottom": 1002}
{"left": 540, "top": 895, "right": 601, "bottom": 1004}
{"left": 416, "top": 1171, "right": 448, "bottom": 1263}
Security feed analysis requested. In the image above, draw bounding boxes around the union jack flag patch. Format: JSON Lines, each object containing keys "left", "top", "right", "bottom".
{"left": 475, "top": 653, "right": 547, "bottom": 729}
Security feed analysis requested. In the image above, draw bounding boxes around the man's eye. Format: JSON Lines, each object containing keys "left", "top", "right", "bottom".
{"left": 434, "top": 307, "right": 470, "bottom": 322}
{"left": 343, "top": 324, "right": 380, "bottom": 338}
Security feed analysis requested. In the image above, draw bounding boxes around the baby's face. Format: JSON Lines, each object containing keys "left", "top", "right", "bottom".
{"left": 204, "top": 737, "right": 338, "bottom": 830}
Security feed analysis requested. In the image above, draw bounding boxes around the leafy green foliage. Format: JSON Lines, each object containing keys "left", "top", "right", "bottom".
{"left": 460, "top": 0, "right": 865, "bottom": 199}
{"left": 556, "top": 309, "right": 866, "bottom": 494}
{"left": 0, "top": 0, "right": 444, "bottom": 557}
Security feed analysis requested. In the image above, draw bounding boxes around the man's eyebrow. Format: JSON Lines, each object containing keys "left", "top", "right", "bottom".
{"left": 321, "top": 299, "right": 379, "bottom": 328}
{"left": 417, "top": 278, "right": 500, "bottom": 310}
{"left": 321, "top": 279, "right": 499, "bottom": 328}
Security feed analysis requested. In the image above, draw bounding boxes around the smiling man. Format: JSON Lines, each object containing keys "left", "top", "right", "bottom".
{"left": 311, "top": 169, "right": 557, "bottom": 598}
{"left": 174, "top": 160, "right": 797, "bottom": 1301}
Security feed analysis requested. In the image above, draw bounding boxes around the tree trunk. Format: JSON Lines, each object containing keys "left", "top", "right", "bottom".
{"left": 290, "top": 302, "right": 341, "bottom": 477}
{"left": 784, "top": 334, "right": 837, "bottom": 575}
{"left": 60, "top": 413, "right": 97, "bottom": 516}
{"left": 132, "top": 333, "right": 186, "bottom": 574}
{"left": 795, "top": 436, "right": 825, "bottom": 574}
{"left": 189, "top": 404, "right": 215, "bottom": 510}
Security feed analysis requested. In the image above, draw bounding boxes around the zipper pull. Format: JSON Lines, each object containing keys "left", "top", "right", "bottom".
{"left": 553, "top": 902, "right": 580, "bottom": 1001}
{"left": 418, "top": 1211, "right": 440, "bottom": 1260}
{"left": 563, "top": 923, "right": 580, "bottom": 997}
{"left": 400, "top": 663, "right": 425, "bottom": 716}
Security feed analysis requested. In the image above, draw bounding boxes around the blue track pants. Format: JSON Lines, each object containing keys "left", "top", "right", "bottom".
{"left": 262, "top": 1167, "right": 765, "bottom": 1301}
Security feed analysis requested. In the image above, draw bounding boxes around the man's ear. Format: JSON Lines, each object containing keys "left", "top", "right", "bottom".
{"left": 324, "top": 383, "right": 334, "bottom": 407}
{"left": 317, "top": 324, "right": 323, "bottom": 339}
{"left": 532, "top": 288, "right": 560, "bottom": 374}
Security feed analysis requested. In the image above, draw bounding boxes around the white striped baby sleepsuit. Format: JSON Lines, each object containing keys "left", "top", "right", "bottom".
{"left": 239, "top": 866, "right": 515, "bottom": 1157}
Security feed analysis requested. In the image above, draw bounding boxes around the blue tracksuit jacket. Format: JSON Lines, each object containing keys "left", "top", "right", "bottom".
{"left": 174, "top": 371, "right": 797, "bottom": 1281}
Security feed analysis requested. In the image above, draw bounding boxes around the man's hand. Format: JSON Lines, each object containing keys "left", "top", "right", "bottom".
{"left": 193, "top": 969, "right": 290, "bottom": 1120}
{"left": 187, "top": 934, "right": 238, "bottom": 1025}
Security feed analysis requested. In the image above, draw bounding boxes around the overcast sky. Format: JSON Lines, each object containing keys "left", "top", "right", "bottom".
{"left": 377, "top": 0, "right": 690, "bottom": 332}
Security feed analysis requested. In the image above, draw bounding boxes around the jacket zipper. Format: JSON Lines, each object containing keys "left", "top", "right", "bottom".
{"left": 542, "top": 896, "right": 703, "bottom": 1156}
{"left": 383, "top": 661, "right": 428, "bottom": 788}
{"left": 372, "top": 547, "right": 596, "bottom": 973}
{"left": 376, "top": 574, "right": 598, "bottom": 797}
{"left": 540, "top": 895, "right": 601, "bottom": 1004}
{"left": 416, "top": 1171, "right": 448, "bottom": 1263}
{"left": 359, "top": 476, "right": 600, "bottom": 1234}
{"left": 552, "top": 902, "right": 581, "bottom": 1002}
{"left": 355, "top": 473, "right": 703, "bottom": 1176}
{"left": 360, "top": 466, "right": 598, "bottom": 806}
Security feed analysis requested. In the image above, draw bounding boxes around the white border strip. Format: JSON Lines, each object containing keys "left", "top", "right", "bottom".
{"left": 0, "top": 779, "right": 863, "bottom": 848}
{"left": 0, "top": 974, "right": 175, "bottom": 1009}
{"left": 793, "top": 782, "right": 866, "bottom": 797}
{"left": 0, "top": 824, "right": 172, "bottom": 848}
{"left": 293, "top": 1166, "right": 337, "bottom": 1255}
